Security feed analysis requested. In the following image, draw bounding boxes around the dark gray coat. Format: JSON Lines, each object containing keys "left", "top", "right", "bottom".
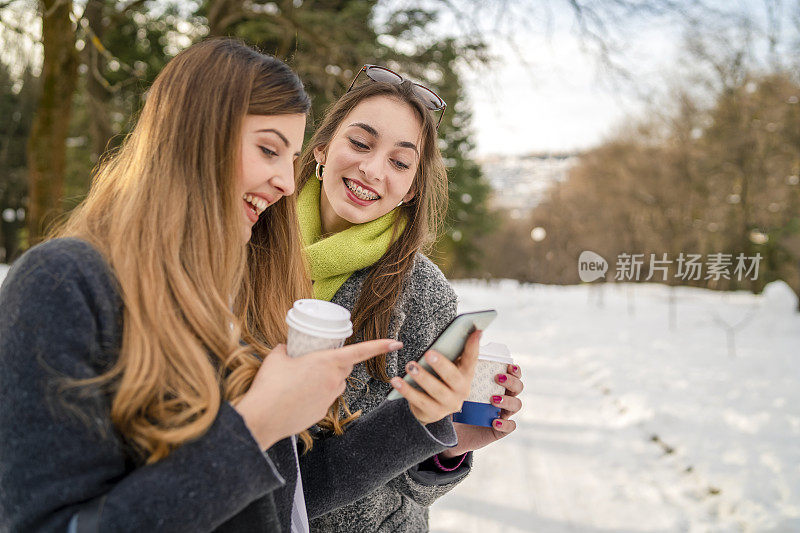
{"left": 311, "top": 255, "right": 472, "bottom": 533}
{"left": 0, "top": 239, "right": 458, "bottom": 532}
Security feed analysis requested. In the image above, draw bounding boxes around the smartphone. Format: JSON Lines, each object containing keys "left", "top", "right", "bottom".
{"left": 386, "top": 309, "right": 497, "bottom": 401}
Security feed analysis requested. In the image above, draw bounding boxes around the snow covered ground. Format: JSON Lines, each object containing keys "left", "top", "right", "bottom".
{"left": 2, "top": 263, "right": 798, "bottom": 531}
{"left": 430, "top": 280, "right": 800, "bottom": 533}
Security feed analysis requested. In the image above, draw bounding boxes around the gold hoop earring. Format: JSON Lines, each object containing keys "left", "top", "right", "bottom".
{"left": 315, "top": 162, "right": 324, "bottom": 180}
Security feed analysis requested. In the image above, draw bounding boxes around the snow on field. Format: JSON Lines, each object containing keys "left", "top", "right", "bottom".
{"left": 2, "top": 264, "right": 798, "bottom": 531}
{"left": 430, "top": 280, "right": 800, "bottom": 533}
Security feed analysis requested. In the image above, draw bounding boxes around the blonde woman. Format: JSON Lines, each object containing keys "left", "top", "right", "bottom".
{"left": 0, "top": 41, "right": 478, "bottom": 532}
{"left": 296, "top": 69, "right": 525, "bottom": 532}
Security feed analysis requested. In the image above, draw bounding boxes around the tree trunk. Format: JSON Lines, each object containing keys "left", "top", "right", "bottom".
{"left": 26, "top": 0, "right": 78, "bottom": 244}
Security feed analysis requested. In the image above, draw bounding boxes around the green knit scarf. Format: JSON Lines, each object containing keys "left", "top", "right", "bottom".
{"left": 297, "top": 177, "right": 407, "bottom": 301}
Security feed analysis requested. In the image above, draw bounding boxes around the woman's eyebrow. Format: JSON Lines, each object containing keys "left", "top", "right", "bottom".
{"left": 397, "top": 141, "right": 419, "bottom": 157}
{"left": 349, "top": 122, "right": 379, "bottom": 137}
{"left": 349, "top": 122, "right": 418, "bottom": 156}
{"left": 255, "top": 128, "right": 289, "bottom": 147}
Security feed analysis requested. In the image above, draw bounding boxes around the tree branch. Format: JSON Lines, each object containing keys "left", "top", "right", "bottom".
{"left": 0, "top": 0, "right": 25, "bottom": 10}
{"left": 42, "top": 0, "right": 69, "bottom": 18}
{"left": 119, "top": 0, "right": 149, "bottom": 15}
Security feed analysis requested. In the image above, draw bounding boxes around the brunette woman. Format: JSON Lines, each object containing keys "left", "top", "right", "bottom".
{"left": 0, "top": 42, "right": 476, "bottom": 532}
{"left": 296, "top": 67, "right": 525, "bottom": 532}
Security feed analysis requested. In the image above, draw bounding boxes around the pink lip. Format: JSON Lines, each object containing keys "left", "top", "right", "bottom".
{"left": 243, "top": 198, "right": 259, "bottom": 224}
{"left": 342, "top": 178, "right": 381, "bottom": 207}
{"left": 344, "top": 187, "right": 375, "bottom": 206}
{"left": 242, "top": 191, "right": 280, "bottom": 225}
{"left": 246, "top": 191, "right": 278, "bottom": 205}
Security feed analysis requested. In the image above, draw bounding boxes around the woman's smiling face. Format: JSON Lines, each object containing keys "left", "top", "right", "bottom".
{"left": 237, "top": 113, "right": 306, "bottom": 243}
{"left": 314, "top": 95, "right": 422, "bottom": 234}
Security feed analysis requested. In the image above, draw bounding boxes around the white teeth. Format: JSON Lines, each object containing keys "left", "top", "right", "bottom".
{"left": 344, "top": 179, "right": 380, "bottom": 201}
{"left": 242, "top": 193, "right": 268, "bottom": 215}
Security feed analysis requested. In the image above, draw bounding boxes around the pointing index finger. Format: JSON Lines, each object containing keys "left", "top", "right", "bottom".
{"left": 331, "top": 339, "right": 403, "bottom": 365}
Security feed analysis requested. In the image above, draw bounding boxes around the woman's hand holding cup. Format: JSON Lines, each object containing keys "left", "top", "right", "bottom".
{"left": 235, "top": 339, "right": 402, "bottom": 451}
{"left": 439, "top": 362, "right": 524, "bottom": 458}
{"left": 388, "top": 330, "right": 482, "bottom": 425}
{"left": 487, "top": 362, "right": 524, "bottom": 433}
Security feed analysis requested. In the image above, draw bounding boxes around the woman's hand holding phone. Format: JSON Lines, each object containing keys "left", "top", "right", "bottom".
{"left": 235, "top": 339, "right": 402, "bottom": 451}
{"left": 389, "top": 330, "right": 482, "bottom": 424}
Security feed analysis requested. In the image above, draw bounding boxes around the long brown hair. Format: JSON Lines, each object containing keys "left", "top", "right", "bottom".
{"left": 297, "top": 81, "right": 448, "bottom": 434}
{"left": 56, "top": 38, "right": 312, "bottom": 463}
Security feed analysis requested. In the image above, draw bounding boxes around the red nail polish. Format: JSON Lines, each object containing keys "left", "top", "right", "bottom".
{"left": 497, "top": 374, "right": 507, "bottom": 383}
{"left": 492, "top": 395, "right": 502, "bottom": 403}
{"left": 494, "top": 420, "right": 502, "bottom": 428}
{"left": 512, "top": 365, "right": 519, "bottom": 373}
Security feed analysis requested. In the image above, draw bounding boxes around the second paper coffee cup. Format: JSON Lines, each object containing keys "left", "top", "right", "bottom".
{"left": 453, "top": 342, "right": 514, "bottom": 427}
{"left": 285, "top": 299, "right": 353, "bottom": 358}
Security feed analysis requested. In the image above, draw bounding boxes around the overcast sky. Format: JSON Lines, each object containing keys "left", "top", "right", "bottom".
{"left": 464, "top": 35, "right": 673, "bottom": 157}
{"left": 457, "top": 0, "right": 791, "bottom": 157}
{"left": 460, "top": 9, "right": 684, "bottom": 157}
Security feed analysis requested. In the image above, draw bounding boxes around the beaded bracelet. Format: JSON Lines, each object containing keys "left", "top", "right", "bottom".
{"left": 432, "top": 452, "right": 467, "bottom": 472}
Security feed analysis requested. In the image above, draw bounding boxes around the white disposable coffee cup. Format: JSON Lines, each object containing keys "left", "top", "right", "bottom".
{"left": 453, "top": 342, "right": 514, "bottom": 427}
{"left": 285, "top": 299, "right": 353, "bottom": 358}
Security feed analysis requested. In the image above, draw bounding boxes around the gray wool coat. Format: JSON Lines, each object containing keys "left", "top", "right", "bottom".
{"left": 310, "top": 254, "right": 473, "bottom": 533}
{"left": 0, "top": 239, "right": 460, "bottom": 532}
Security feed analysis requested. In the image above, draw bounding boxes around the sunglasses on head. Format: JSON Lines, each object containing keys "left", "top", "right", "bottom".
{"left": 346, "top": 64, "right": 447, "bottom": 130}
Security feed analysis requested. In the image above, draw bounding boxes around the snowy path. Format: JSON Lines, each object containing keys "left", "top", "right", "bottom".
{"left": 430, "top": 338, "right": 699, "bottom": 532}
{"left": 430, "top": 281, "right": 800, "bottom": 532}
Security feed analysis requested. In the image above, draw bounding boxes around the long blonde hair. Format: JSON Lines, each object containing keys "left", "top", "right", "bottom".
{"left": 297, "top": 81, "right": 448, "bottom": 435}
{"left": 56, "top": 38, "right": 312, "bottom": 463}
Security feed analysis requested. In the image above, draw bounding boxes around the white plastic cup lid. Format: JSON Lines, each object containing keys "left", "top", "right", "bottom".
{"left": 478, "top": 342, "right": 514, "bottom": 365}
{"left": 286, "top": 299, "right": 353, "bottom": 339}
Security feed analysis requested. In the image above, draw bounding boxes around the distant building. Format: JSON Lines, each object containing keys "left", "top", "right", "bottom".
{"left": 479, "top": 152, "right": 579, "bottom": 217}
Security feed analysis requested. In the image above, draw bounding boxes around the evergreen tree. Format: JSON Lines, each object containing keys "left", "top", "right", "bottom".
{"left": 378, "top": 10, "right": 496, "bottom": 276}
{"left": 200, "top": 0, "right": 381, "bottom": 125}
{"left": 0, "top": 62, "right": 37, "bottom": 262}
